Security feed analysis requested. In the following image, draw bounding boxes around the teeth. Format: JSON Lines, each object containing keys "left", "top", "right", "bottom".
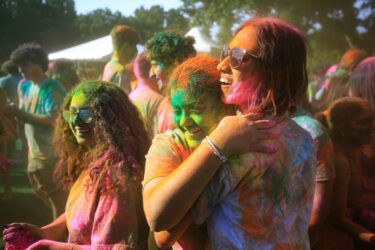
{"left": 187, "top": 128, "right": 201, "bottom": 133}
{"left": 220, "top": 77, "right": 231, "bottom": 85}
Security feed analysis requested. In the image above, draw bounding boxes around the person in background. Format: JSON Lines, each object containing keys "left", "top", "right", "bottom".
{"left": 0, "top": 87, "right": 17, "bottom": 201}
{"left": 49, "top": 59, "right": 79, "bottom": 92}
{"left": 348, "top": 56, "right": 375, "bottom": 244}
{"left": 0, "top": 60, "right": 23, "bottom": 105}
{"left": 314, "top": 49, "right": 367, "bottom": 112}
{"left": 315, "top": 97, "right": 375, "bottom": 249}
{"left": 5, "top": 43, "right": 67, "bottom": 219}
{"left": 129, "top": 52, "right": 163, "bottom": 139}
{"left": 102, "top": 25, "right": 139, "bottom": 94}
{"left": 3, "top": 81, "right": 150, "bottom": 250}
{"left": 145, "top": 31, "right": 196, "bottom": 133}
{"left": 290, "top": 105, "right": 335, "bottom": 248}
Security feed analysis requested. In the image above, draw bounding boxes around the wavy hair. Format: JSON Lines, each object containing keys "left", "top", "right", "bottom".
{"left": 145, "top": 32, "right": 196, "bottom": 68}
{"left": 53, "top": 81, "right": 150, "bottom": 190}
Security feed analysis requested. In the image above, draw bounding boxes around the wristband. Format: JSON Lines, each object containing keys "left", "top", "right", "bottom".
{"left": 205, "top": 136, "right": 227, "bottom": 163}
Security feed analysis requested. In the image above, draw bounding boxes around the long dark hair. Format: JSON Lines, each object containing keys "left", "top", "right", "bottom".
{"left": 236, "top": 17, "right": 308, "bottom": 116}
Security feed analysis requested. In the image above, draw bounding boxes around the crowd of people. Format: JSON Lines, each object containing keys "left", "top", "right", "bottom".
{"left": 0, "top": 16, "right": 374, "bottom": 250}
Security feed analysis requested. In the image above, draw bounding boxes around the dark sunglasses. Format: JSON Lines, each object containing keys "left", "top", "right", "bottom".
{"left": 220, "top": 45, "right": 259, "bottom": 69}
{"left": 61, "top": 109, "right": 94, "bottom": 124}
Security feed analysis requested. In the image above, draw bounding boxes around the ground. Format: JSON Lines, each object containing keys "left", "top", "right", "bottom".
{"left": 0, "top": 147, "right": 51, "bottom": 249}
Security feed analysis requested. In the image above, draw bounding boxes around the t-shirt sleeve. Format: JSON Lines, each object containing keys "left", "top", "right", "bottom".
{"left": 191, "top": 152, "right": 266, "bottom": 225}
{"left": 143, "top": 133, "right": 184, "bottom": 186}
{"left": 316, "top": 139, "right": 336, "bottom": 182}
{"left": 44, "top": 84, "right": 66, "bottom": 115}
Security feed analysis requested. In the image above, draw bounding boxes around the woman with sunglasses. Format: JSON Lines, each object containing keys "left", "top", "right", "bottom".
{"left": 144, "top": 17, "right": 316, "bottom": 249}
{"left": 3, "top": 81, "right": 149, "bottom": 249}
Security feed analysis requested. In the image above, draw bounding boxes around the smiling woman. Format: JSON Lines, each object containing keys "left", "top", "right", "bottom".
{"left": 143, "top": 54, "right": 235, "bottom": 248}
{"left": 3, "top": 81, "right": 150, "bottom": 249}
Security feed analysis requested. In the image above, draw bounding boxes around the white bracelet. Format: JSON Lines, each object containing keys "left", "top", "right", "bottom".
{"left": 205, "top": 136, "right": 227, "bottom": 163}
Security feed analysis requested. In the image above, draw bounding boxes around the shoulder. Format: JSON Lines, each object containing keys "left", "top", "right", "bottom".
{"left": 153, "top": 129, "right": 189, "bottom": 151}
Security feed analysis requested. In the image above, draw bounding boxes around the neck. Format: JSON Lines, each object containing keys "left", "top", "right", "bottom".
{"left": 112, "top": 51, "right": 128, "bottom": 65}
{"left": 136, "top": 79, "right": 159, "bottom": 92}
{"left": 31, "top": 74, "right": 47, "bottom": 85}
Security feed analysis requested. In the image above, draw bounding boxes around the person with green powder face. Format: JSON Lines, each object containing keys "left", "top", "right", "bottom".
{"left": 3, "top": 81, "right": 149, "bottom": 249}
{"left": 145, "top": 31, "right": 197, "bottom": 134}
{"left": 143, "top": 54, "right": 276, "bottom": 249}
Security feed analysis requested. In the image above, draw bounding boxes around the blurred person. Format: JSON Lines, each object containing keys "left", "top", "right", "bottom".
{"left": 0, "top": 60, "right": 23, "bottom": 105}
{"left": 3, "top": 81, "right": 149, "bottom": 249}
{"left": 102, "top": 25, "right": 139, "bottom": 94}
{"left": 129, "top": 52, "right": 163, "bottom": 139}
{"left": 0, "top": 87, "right": 17, "bottom": 201}
{"left": 290, "top": 105, "right": 335, "bottom": 248}
{"left": 348, "top": 56, "right": 375, "bottom": 238}
{"left": 145, "top": 32, "right": 196, "bottom": 133}
{"left": 315, "top": 97, "right": 375, "bottom": 249}
{"left": 143, "top": 17, "right": 316, "bottom": 249}
{"left": 125, "top": 62, "right": 138, "bottom": 91}
{"left": 50, "top": 59, "right": 79, "bottom": 92}
{"left": 5, "top": 43, "right": 67, "bottom": 219}
{"left": 314, "top": 49, "right": 367, "bottom": 112}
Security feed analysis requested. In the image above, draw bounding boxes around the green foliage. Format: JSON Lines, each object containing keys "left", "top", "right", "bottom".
{"left": 181, "top": 0, "right": 375, "bottom": 71}
{"left": 0, "top": 2, "right": 190, "bottom": 63}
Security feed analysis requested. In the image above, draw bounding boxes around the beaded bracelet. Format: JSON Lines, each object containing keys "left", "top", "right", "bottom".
{"left": 204, "top": 136, "right": 227, "bottom": 163}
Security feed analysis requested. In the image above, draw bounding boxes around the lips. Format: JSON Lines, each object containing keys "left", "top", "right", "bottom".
{"left": 75, "top": 127, "right": 91, "bottom": 136}
{"left": 184, "top": 127, "right": 203, "bottom": 137}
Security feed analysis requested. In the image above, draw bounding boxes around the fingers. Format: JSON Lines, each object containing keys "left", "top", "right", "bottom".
{"left": 253, "top": 119, "right": 277, "bottom": 129}
{"left": 257, "top": 130, "right": 279, "bottom": 140}
{"left": 252, "top": 142, "right": 278, "bottom": 153}
{"left": 242, "top": 112, "right": 264, "bottom": 120}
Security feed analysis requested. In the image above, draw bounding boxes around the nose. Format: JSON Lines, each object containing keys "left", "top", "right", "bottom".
{"left": 217, "top": 56, "right": 231, "bottom": 73}
{"left": 149, "top": 67, "right": 156, "bottom": 78}
{"left": 72, "top": 113, "right": 84, "bottom": 125}
{"left": 180, "top": 111, "right": 193, "bottom": 128}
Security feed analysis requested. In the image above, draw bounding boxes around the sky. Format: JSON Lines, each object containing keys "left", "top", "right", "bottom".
{"left": 74, "top": 0, "right": 184, "bottom": 16}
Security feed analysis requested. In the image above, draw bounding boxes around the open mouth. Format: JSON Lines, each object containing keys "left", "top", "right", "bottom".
{"left": 220, "top": 77, "right": 232, "bottom": 85}
{"left": 75, "top": 127, "right": 91, "bottom": 136}
{"left": 185, "top": 127, "right": 203, "bottom": 137}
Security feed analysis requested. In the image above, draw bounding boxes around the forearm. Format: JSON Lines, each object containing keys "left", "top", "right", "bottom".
{"left": 309, "top": 180, "right": 333, "bottom": 230}
{"left": 144, "top": 141, "right": 221, "bottom": 231}
{"left": 340, "top": 217, "right": 374, "bottom": 244}
{"left": 41, "top": 213, "right": 68, "bottom": 241}
{"left": 154, "top": 214, "right": 193, "bottom": 248}
{"left": 18, "top": 110, "right": 56, "bottom": 127}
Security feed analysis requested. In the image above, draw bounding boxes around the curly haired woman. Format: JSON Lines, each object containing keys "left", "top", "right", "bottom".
{"left": 146, "top": 31, "right": 196, "bottom": 134}
{"left": 3, "top": 81, "right": 149, "bottom": 249}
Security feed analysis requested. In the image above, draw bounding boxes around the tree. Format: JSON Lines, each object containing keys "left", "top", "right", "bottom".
{"left": 181, "top": 0, "right": 374, "bottom": 68}
{"left": 0, "top": 0, "right": 77, "bottom": 62}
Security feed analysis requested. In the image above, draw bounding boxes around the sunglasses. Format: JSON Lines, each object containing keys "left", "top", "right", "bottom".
{"left": 61, "top": 109, "right": 94, "bottom": 124}
{"left": 220, "top": 45, "right": 259, "bottom": 69}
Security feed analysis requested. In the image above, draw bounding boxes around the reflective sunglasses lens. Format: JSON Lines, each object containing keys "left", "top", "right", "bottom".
{"left": 230, "top": 48, "right": 244, "bottom": 68}
{"left": 79, "top": 110, "right": 94, "bottom": 123}
{"left": 61, "top": 110, "right": 72, "bottom": 123}
{"left": 220, "top": 45, "right": 229, "bottom": 61}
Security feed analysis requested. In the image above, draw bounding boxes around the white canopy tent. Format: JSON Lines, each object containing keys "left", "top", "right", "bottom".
{"left": 48, "top": 27, "right": 218, "bottom": 60}
{"left": 48, "top": 36, "right": 144, "bottom": 61}
{"left": 185, "top": 27, "right": 220, "bottom": 53}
